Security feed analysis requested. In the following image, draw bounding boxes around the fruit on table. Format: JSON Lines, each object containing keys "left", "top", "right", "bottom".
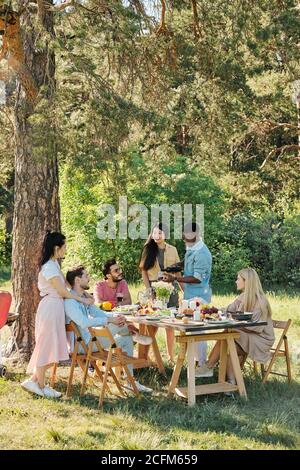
{"left": 200, "top": 305, "right": 218, "bottom": 315}
{"left": 101, "top": 301, "right": 113, "bottom": 311}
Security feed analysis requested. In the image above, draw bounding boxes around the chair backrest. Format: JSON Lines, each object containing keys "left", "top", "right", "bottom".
{"left": 88, "top": 326, "right": 116, "bottom": 354}
{"left": 273, "top": 319, "right": 291, "bottom": 331}
{"left": 0, "top": 291, "right": 12, "bottom": 330}
{"left": 66, "top": 321, "right": 89, "bottom": 355}
{"left": 272, "top": 319, "right": 292, "bottom": 351}
{"left": 89, "top": 326, "right": 115, "bottom": 342}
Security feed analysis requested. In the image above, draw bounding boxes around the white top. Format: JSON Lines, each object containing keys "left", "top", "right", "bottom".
{"left": 38, "top": 259, "right": 65, "bottom": 298}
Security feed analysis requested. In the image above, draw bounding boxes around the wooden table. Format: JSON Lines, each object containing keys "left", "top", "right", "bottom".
{"left": 126, "top": 315, "right": 267, "bottom": 406}
{"left": 126, "top": 315, "right": 168, "bottom": 375}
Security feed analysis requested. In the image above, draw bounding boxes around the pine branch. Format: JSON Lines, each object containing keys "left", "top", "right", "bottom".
{"left": 260, "top": 144, "right": 300, "bottom": 169}
{"left": 156, "top": 0, "right": 167, "bottom": 34}
{"left": 191, "top": 0, "right": 202, "bottom": 39}
{"left": 254, "top": 119, "right": 297, "bottom": 132}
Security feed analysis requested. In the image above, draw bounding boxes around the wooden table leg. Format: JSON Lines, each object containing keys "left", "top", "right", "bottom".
{"left": 147, "top": 325, "right": 166, "bottom": 375}
{"left": 168, "top": 341, "right": 187, "bottom": 397}
{"left": 227, "top": 338, "right": 247, "bottom": 399}
{"left": 187, "top": 341, "right": 196, "bottom": 406}
{"left": 218, "top": 339, "right": 228, "bottom": 383}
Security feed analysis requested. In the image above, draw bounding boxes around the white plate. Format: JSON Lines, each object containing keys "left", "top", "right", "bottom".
{"left": 113, "top": 304, "right": 139, "bottom": 312}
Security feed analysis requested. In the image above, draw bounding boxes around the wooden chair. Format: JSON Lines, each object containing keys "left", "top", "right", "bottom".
{"left": 252, "top": 319, "right": 292, "bottom": 383}
{"left": 81, "top": 326, "right": 143, "bottom": 406}
{"left": 50, "top": 322, "right": 109, "bottom": 397}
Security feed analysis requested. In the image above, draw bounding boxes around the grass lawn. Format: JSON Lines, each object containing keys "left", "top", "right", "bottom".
{"left": 0, "top": 279, "right": 299, "bottom": 450}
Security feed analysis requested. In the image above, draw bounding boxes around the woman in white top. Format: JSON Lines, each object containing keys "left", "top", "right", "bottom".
{"left": 21, "top": 231, "right": 94, "bottom": 398}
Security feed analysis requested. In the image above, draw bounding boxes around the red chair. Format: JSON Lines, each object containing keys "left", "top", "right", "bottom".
{"left": 0, "top": 290, "right": 20, "bottom": 376}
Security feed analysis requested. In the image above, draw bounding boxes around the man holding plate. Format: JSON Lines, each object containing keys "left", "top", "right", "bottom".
{"left": 163, "top": 222, "right": 213, "bottom": 376}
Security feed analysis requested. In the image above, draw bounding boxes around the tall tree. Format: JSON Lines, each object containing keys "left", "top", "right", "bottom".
{"left": 1, "top": 1, "right": 60, "bottom": 357}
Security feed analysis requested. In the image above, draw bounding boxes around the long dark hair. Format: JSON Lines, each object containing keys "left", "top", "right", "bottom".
{"left": 40, "top": 231, "right": 66, "bottom": 267}
{"left": 139, "top": 223, "right": 168, "bottom": 271}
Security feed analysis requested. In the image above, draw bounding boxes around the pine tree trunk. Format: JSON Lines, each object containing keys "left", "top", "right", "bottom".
{"left": 10, "top": 4, "right": 60, "bottom": 358}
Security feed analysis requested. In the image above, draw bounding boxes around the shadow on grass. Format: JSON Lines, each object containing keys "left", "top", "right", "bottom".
{"left": 54, "top": 363, "right": 300, "bottom": 449}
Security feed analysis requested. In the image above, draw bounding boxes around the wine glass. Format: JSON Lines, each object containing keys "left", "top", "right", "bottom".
{"left": 138, "top": 291, "right": 149, "bottom": 308}
{"left": 116, "top": 292, "right": 124, "bottom": 306}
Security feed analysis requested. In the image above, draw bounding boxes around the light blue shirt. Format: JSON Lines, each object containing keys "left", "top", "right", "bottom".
{"left": 64, "top": 292, "right": 114, "bottom": 346}
{"left": 183, "top": 240, "right": 212, "bottom": 302}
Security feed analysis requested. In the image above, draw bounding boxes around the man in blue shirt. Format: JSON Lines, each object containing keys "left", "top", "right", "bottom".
{"left": 163, "top": 222, "right": 213, "bottom": 375}
{"left": 64, "top": 265, "right": 152, "bottom": 393}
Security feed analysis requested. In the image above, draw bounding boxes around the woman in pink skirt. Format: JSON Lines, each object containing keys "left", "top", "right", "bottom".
{"left": 21, "top": 231, "right": 94, "bottom": 398}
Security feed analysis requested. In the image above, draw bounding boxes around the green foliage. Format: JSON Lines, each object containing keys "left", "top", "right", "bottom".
{"left": 212, "top": 243, "right": 251, "bottom": 287}
{"left": 219, "top": 210, "right": 300, "bottom": 287}
{"left": 0, "top": 217, "right": 11, "bottom": 268}
{"left": 60, "top": 154, "right": 228, "bottom": 282}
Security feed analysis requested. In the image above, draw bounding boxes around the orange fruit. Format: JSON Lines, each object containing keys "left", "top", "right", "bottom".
{"left": 101, "top": 301, "right": 113, "bottom": 311}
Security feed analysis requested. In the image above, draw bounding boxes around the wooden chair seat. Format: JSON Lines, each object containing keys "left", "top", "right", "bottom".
{"left": 87, "top": 349, "right": 144, "bottom": 367}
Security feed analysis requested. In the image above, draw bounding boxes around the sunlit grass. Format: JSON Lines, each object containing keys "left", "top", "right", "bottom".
{"left": 1, "top": 278, "right": 299, "bottom": 449}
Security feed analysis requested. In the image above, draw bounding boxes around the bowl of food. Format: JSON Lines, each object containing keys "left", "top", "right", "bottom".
{"left": 231, "top": 312, "right": 253, "bottom": 321}
{"left": 175, "top": 313, "right": 184, "bottom": 319}
{"left": 182, "top": 308, "right": 194, "bottom": 317}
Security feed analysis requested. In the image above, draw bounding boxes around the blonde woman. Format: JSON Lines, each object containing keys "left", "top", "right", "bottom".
{"left": 196, "top": 268, "right": 275, "bottom": 382}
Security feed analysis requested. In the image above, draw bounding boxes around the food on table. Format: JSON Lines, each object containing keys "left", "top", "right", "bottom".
{"left": 200, "top": 305, "right": 219, "bottom": 318}
{"left": 101, "top": 301, "right": 113, "bottom": 311}
{"left": 182, "top": 308, "right": 194, "bottom": 316}
{"left": 137, "top": 306, "right": 156, "bottom": 316}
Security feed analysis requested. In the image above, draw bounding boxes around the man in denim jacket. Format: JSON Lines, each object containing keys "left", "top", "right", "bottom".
{"left": 163, "top": 222, "right": 212, "bottom": 376}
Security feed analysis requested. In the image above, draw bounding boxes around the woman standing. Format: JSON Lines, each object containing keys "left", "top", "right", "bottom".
{"left": 139, "top": 223, "right": 180, "bottom": 362}
{"left": 195, "top": 268, "right": 275, "bottom": 381}
{"left": 21, "top": 231, "right": 94, "bottom": 398}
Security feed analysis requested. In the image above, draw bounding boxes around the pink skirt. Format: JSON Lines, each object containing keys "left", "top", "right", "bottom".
{"left": 27, "top": 296, "right": 69, "bottom": 374}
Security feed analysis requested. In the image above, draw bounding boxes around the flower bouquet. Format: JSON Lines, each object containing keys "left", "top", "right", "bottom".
{"left": 151, "top": 281, "right": 174, "bottom": 309}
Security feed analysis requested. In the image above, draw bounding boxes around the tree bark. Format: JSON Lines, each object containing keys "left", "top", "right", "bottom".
{"left": 10, "top": 2, "right": 60, "bottom": 358}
